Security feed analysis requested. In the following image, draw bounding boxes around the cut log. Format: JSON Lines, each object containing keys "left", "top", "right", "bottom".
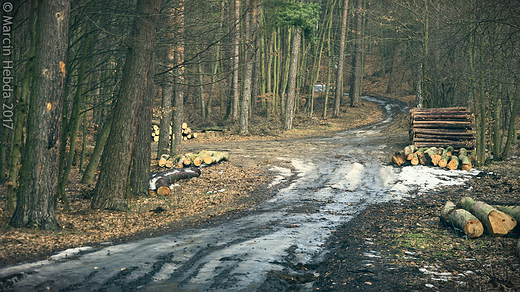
{"left": 183, "top": 157, "right": 192, "bottom": 166}
{"left": 404, "top": 145, "right": 418, "bottom": 156}
{"left": 202, "top": 151, "right": 230, "bottom": 165}
{"left": 425, "top": 148, "right": 441, "bottom": 166}
{"left": 412, "top": 129, "right": 476, "bottom": 136}
{"left": 413, "top": 141, "right": 475, "bottom": 148}
{"left": 440, "top": 201, "right": 484, "bottom": 238}
{"left": 157, "top": 186, "right": 171, "bottom": 196}
{"left": 458, "top": 148, "right": 468, "bottom": 159}
{"left": 442, "top": 146, "right": 454, "bottom": 157}
{"left": 460, "top": 156, "right": 472, "bottom": 171}
{"left": 165, "top": 160, "right": 174, "bottom": 168}
{"left": 149, "top": 167, "right": 201, "bottom": 190}
{"left": 457, "top": 197, "right": 517, "bottom": 237}
{"left": 193, "top": 156, "right": 203, "bottom": 167}
{"left": 447, "top": 156, "right": 459, "bottom": 170}
{"left": 410, "top": 153, "right": 419, "bottom": 166}
{"left": 495, "top": 206, "right": 520, "bottom": 225}
{"left": 410, "top": 107, "right": 475, "bottom": 150}
{"left": 418, "top": 151, "right": 431, "bottom": 166}
{"left": 438, "top": 154, "right": 449, "bottom": 168}
{"left": 392, "top": 151, "right": 407, "bottom": 166}
{"left": 158, "top": 154, "right": 170, "bottom": 167}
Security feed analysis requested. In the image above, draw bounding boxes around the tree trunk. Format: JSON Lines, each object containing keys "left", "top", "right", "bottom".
{"left": 441, "top": 200, "right": 484, "bottom": 238}
{"left": 231, "top": 0, "right": 240, "bottom": 121}
{"left": 501, "top": 66, "right": 520, "bottom": 159}
{"left": 6, "top": 0, "right": 37, "bottom": 212}
{"left": 157, "top": 82, "right": 173, "bottom": 157}
{"left": 322, "top": 1, "right": 335, "bottom": 118}
{"left": 240, "top": 4, "right": 254, "bottom": 135}
{"left": 129, "top": 54, "right": 155, "bottom": 197}
{"left": 91, "top": 0, "right": 161, "bottom": 210}
{"left": 457, "top": 197, "right": 517, "bottom": 237}
{"left": 10, "top": 0, "right": 70, "bottom": 229}
{"left": 80, "top": 111, "right": 113, "bottom": 185}
{"left": 491, "top": 84, "right": 502, "bottom": 160}
{"left": 172, "top": 45, "right": 185, "bottom": 155}
{"left": 333, "top": 0, "right": 349, "bottom": 117}
{"left": 284, "top": 26, "right": 301, "bottom": 130}
{"left": 349, "top": 0, "right": 363, "bottom": 108}
{"left": 58, "top": 21, "right": 91, "bottom": 209}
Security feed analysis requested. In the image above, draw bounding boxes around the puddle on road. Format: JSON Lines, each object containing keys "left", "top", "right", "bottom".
{"left": 0, "top": 96, "right": 479, "bottom": 292}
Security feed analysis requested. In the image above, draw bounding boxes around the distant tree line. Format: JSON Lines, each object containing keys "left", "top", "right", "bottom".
{"left": 1, "top": 0, "right": 519, "bottom": 229}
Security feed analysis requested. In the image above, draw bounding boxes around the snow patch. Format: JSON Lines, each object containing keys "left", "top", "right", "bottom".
{"left": 50, "top": 246, "right": 93, "bottom": 261}
{"left": 268, "top": 166, "right": 292, "bottom": 188}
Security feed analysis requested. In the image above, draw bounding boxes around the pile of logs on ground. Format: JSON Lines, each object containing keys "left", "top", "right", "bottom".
{"left": 151, "top": 122, "right": 198, "bottom": 142}
{"left": 392, "top": 145, "right": 476, "bottom": 171}
{"left": 409, "top": 107, "right": 476, "bottom": 149}
{"left": 441, "top": 197, "right": 520, "bottom": 257}
{"left": 158, "top": 150, "right": 229, "bottom": 168}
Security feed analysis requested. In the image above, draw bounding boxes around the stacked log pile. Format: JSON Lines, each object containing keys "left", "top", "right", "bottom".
{"left": 392, "top": 145, "right": 475, "bottom": 171}
{"left": 441, "top": 197, "right": 517, "bottom": 240}
{"left": 409, "top": 107, "right": 476, "bottom": 149}
{"left": 158, "top": 150, "right": 229, "bottom": 168}
{"left": 151, "top": 122, "right": 198, "bottom": 142}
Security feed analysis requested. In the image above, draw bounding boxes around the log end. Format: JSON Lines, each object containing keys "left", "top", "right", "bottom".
{"left": 463, "top": 219, "right": 484, "bottom": 239}
{"left": 488, "top": 211, "right": 517, "bottom": 237}
{"left": 158, "top": 158, "right": 167, "bottom": 167}
{"left": 203, "top": 156, "right": 213, "bottom": 165}
{"left": 157, "top": 186, "right": 171, "bottom": 196}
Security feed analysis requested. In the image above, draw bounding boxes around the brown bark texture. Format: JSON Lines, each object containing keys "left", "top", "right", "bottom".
{"left": 10, "top": 0, "right": 70, "bottom": 229}
{"left": 91, "top": 0, "right": 162, "bottom": 210}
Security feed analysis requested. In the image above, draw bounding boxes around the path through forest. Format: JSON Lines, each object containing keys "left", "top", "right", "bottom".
{"left": 0, "top": 96, "right": 480, "bottom": 291}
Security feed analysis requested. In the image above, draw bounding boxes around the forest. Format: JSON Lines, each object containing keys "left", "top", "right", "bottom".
{"left": 0, "top": 0, "right": 519, "bottom": 230}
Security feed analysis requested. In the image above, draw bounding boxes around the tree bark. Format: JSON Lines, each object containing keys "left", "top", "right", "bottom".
{"left": 441, "top": 200, "right": 484, "bottom": 238}
{"left": 240, "top": 3, "right": 254, "bottom": 135}
{"left": 171, "top": 2, "right": 185, "bottom": 155}
{"left": 129, "top": 54, "right": 155, "bottom": 197}
{"left": 149, "top": 167, "right": 201, "bottom": 191}
{"left": 284, "top": 26, "right": 301, "bottom": 130}
{"left": 501, "top": 66, "right": 520, "bottom": 159}
{"left": 80, "top": 111, "right": 113, "bottom": 185}
{"left": 333, "top": 0, "right": 349, "bottom": 117}
{"left": 6, "top": 0, "right": 37, "bottom": 212}
{"left": 91, "top": 0, "right": 161, "bottom": 210}
{"left": 10, "top": 0, "right": 70, "bottom": 229}
{"left": 349, "top": 0, "right": 363, "bottom": 108}
{"left": 231, "top": 0, "right": 240, "bottom": 121}
{"left": 157, "top": 83, "right": 173, "bottom": 157}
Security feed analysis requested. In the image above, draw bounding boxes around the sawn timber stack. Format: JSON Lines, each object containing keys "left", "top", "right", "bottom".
{"left": 409, "top": 107, "right": 476, "bottom": 149}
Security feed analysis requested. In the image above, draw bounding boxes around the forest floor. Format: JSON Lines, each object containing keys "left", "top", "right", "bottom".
{"left": 1, "top": 92, "right": 520, "bottom": 291}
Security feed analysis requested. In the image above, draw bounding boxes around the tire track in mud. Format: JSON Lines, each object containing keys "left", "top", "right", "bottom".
{"left": 0, "top": 96, "right": 478, "bottom": 292}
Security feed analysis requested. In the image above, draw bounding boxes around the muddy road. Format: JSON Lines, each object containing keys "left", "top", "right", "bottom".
{"left": 0, "top": 96, "right": 479, "bottom": 291}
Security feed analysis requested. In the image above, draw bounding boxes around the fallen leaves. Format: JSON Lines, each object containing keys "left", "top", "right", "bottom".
{"left": 0, "top": 161, "right": 268, "bottom": 266}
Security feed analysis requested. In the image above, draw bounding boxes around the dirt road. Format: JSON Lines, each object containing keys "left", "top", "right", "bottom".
{"left": 0, "top": 96, "right": 482, "bottom": 291}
